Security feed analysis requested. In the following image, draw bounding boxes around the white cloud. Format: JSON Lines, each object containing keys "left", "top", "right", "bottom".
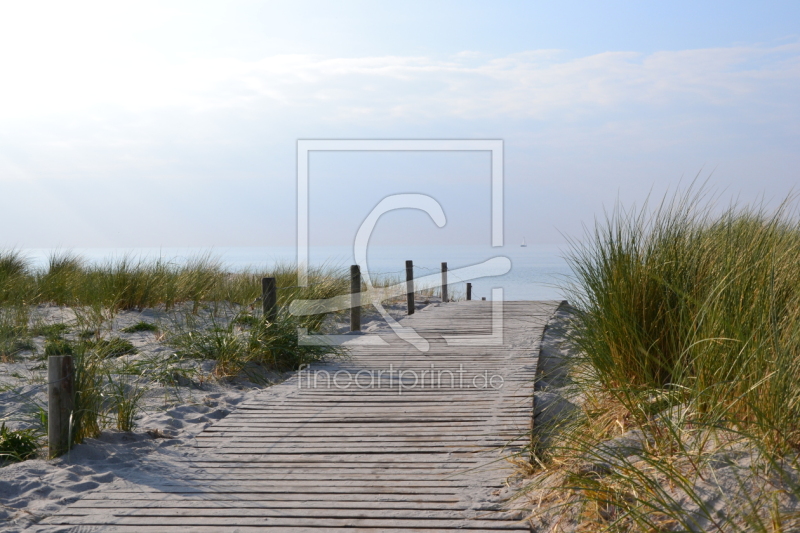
{"left": 2, "top": 31, "right": 798, "bottom": 122}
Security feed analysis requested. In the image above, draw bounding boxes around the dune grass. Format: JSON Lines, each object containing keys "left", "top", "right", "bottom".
{"left": 168, "top": 306, "right": 340, "bottom": 378}
{"left": 567, "top": 191, "right": 800, "bottom": 450}
{"left": 524, "top": 190, "right": 800, "bottom": 531}
{"left": 0, "top": 250, "right": 357, "bottom": 312}
{"left": 121, "top": 321, "right": 159, "bottom": 333}
{"left": 0, "top": 422, "right": 39, "bottom": 465}
{"left": 69, "top": 345, "right": 106, "bottom": 444}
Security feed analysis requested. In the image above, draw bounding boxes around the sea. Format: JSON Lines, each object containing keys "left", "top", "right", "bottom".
{"left": 20, "top": 244, "right": 574, "bottom": 302}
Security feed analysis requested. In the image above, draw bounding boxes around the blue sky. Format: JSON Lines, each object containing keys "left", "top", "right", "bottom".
{"left": 0, "top": 1, "right": 798, "bottom": 247}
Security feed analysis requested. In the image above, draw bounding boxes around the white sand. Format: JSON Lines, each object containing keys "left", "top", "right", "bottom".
{"left": 1, "top": 390, "right": 252, "bottom": 531}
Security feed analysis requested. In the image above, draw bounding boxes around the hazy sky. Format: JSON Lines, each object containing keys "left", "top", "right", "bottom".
{"left": 1, "top": 1, "right": 798, "bottom": 248}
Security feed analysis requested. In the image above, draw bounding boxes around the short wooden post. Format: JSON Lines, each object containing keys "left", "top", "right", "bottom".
{"left": 48, "top": 355, "right": 74, "bottom": 458}
{"left": 350, "top": 265, "right": 361, "bottom": 332}
{"left": 262, "top": 277, "right": 277, "bottom": 322}
{"left": 405, "top": 260, "right": 415, "bottom": 315}
{"left": 466, "top": 282, "right": 472, "bottom": 301}
{"left": 441, "top": 262, "right": 448, "bottom": 303}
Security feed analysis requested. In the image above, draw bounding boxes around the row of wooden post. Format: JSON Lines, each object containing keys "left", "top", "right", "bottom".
{"left": 347, "top": 260, "right": 473, "bottom": 332}
{"left": 259, "top": 260, "right": 473, "bottom": 332}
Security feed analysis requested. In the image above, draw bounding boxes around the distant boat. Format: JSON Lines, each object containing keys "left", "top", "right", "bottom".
{"left": 521, "top": 237, "right": 527, "bottom": 247}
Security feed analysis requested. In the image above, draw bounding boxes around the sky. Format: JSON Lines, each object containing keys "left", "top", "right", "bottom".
{"left": 0, "top": 1, "right": 798, "bottom": 249}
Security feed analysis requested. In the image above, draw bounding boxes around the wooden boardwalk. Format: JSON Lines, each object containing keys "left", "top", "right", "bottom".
{"left": 37, "top": 300, "right": 560, "bottom": 532}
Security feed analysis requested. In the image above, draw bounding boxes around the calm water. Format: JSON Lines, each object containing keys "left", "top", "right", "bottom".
{"left": 21, "top": 244, "right": 573, "bottom": 301}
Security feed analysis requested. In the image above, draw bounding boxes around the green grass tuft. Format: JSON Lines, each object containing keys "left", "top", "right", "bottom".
{"left": 44, "top": 338, "right": 75, "bottom": 356}
{"left": 169, "top": 307, "right": 342, "bottom": 378}
{"left": 0, "top": 422, "right": 38, "bottom": 465}
{"left": 84, "top": 337, "right": 137, "bottom": 358}
{"left": 121, "top": 321, "right": 159, "bottom": 333}
{"left": 105, "top": 366, "right": 147, "bottom": 432}
{"left": 69, "top": 349, "right": 105, "bottom": 444}
{"left": 231, "top": 314, "right": 260, "bottom": 327}
{"left": 32, "top": 323, "right": 70, "bottom": 338}
{"left": 0, "top": 250, "right": 29, "bottom": 279}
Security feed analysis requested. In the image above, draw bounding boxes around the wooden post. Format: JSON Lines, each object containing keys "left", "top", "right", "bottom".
{"left": 262, "top": 277, "right": 277, "bottom": 322}
{"left": 466, "top": 283, "right": 472, "bottom": 301}
{"left": 441, "top": 262, "right": 448, "bottom": 303}
{"left": 405, "top": 260, "right": 415, "bottom": 315}
{"left": 48, "top": 355, "right": 74, "bottom": 458}
{"left": 350, "top": 265, "right": 361, "bottom": 332}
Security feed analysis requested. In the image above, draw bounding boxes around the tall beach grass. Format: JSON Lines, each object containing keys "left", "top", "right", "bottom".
{"left": 525, "top": 190, "right": 800, "bottom": 530}
{"left": 566, "top": 191, "right": 800, "bottom": 449}
{"left": 0, "top": 251, "right": 354, "bottom": 312}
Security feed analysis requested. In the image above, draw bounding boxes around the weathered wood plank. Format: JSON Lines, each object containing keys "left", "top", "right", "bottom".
{"left": 43, "top": 515, "right": 529, "bottom": 528}
{"left": 39, "top": 522, "right": 530, "bottom": 533}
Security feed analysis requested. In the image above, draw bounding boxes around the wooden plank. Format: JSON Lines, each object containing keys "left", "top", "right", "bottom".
{"left": 37, "top": 522, "right": 530, "bottom": 533}
{"left": 55, "top": 508, "right": 524, "bottom": 519}
{"left": 43, "top": 515, "right": 529, "bottom": 529}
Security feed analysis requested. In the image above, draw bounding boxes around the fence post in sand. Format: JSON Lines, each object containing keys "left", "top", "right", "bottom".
{"left": 262, "top": 277, "right": 277, "bottom": 323}
{"left": 405, "top": 260, "right": 415, "bottom": 315}
{"left": 467, "top": 282, "right": 472, "bottom": 301}
{"left": 350, "top": 265, "right": 361, "bottom": 332}
{"left": 441, "top": 262, "right": 448, "bottom": 303}
{"left": 48, "top": 355, "right": 74, "bottom": 458}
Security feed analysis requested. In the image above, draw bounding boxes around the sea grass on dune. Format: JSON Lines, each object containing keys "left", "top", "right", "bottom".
{"left": 521, "top": 190, "right": 800, "bottom": 532}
